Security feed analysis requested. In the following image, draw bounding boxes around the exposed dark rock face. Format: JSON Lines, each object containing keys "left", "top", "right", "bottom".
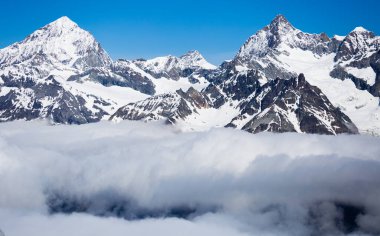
{"left": 0, "top": 75, "right": 107, "bottom": 124}
{"left": 209, "top": 65, "right": 262, "bottom": 101}
{"left": 68, "top": 61, "right": 156, "bottom": 95}
{"left": 330, "top": 66, "right": 372, "bottom": 91}
{"left": 335, "top": 29, "right": 378, "bottom": 62}
{"left": 233, "top": 15, "right": 380, "bottom": 101}
{"left": 230, "top": 74, "right": 358, "bottom": 134}
{"left": 112, "top": 73, "right": 358, "bottom": 135}
{"left": 110, "top": 87, "right": 211, "bottom": 123}
{"left": 0, "top": 17, "right": 119, "bottom": 124}
{"left": 330, "top": 28, "right": 380, "bottom": 96}
{"left": 369, "top": 51, "right": 380, "bottom": 97}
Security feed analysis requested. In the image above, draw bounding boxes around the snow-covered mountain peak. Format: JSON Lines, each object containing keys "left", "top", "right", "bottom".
{"left": 45, "top": 16, "right": 79, "bottom": 32}
{"left": 235, "top": 15, "right": 332, "bottom": 64}
{"left": 335, "top": 26, "right": 378, "bottom": 62}
{"left": 179, "top": 50, "right": 217, "bottom": 70}
{"left": 352, "top": 26, "right": 370, "bottom": 33}
{"left": 267, "top": 14, "right": 297, "bottom": 35}
{"left": 22, "top": 16, "right": 85, "bottom": 44}
{"left": 0, "top": 16, "right": 111, "bottom": 70}
{"left": 347, "top": 26, "right": 375, "bottom": 39}
{"left": 132, "top": 51, "right": 216, "bottom": 80}
{"left": 333, "top": 35, "right": 345, "bottom": 41}
{"left": 181, "top": 50, "right": 201, "bottom": 57}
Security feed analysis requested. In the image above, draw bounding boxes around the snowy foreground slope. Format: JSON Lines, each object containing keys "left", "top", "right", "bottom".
{"left": 0, "top": 15, "right": 380, "bottom": 135}
{"left": 0, "top": 121, "right": 380, "bottom": 236}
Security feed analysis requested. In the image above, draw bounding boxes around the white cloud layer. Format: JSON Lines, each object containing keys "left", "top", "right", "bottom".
{"left": 0, "top": 121, "right": 380, "bottom": 236}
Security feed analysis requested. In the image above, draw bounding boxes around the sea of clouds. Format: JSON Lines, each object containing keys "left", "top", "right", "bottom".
{"left": 0, "top": 120, "right": 380, "bottom": 236}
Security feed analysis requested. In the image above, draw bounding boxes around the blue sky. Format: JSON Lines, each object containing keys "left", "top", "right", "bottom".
{"left": 1, "top": 0, "right": 379, "bottom": 64}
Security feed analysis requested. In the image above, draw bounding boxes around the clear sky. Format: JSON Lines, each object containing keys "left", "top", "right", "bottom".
{"left": 1, "top": 0, "right": 379, "bottom": 64}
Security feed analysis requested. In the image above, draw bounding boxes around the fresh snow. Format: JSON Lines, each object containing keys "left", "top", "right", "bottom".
{"left": 55, "top": 76, "right": 149, "bottom": 116}
{"left": 0, "top": 16, "right": 111, "bottom": 69}
{"left": 0, "top": 16, "right": 217, "bottom": 123}
{"left": 276, "top": 45, "right": 380, "bottom": 134}
{"left": 118, "top": 59, "right": 211, "bottom": 95}
{"left": 152, "top": 77, "right": 209, "bottom": 95}
{"left": 333, "top": 35, "right": 345, "bottom": 41}
{"left": 353, "top": 26, "right": 369, "bottom": 33}
{"left": 346, "top": 66, "right": 377, "bottom": 85}
{"left": 137, "top": 50, "right": 216, "bottom": 74}
{"left": 177, "top": 102, "right": 240, "bottom": 132}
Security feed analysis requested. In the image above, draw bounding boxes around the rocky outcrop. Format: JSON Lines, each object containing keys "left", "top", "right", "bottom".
{"left": 110, "top": 87, "right": 211, "bottom": 123}
{"left": 0, "top": 75, "right": 108, "bottom": 124}
{"left": 235, "top": 74, "right": 358, "bottom": 134}
{"left": 112, "top": 73, "right": 358, "bottom": 135}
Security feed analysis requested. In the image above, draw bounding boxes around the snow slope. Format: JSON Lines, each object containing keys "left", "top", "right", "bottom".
{"left": 275, "top": 42, "right": 380, "bottom": 134}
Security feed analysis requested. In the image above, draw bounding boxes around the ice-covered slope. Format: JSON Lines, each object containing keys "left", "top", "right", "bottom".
{"left": 275, "top": 45, "right": 380, "bottom": 134}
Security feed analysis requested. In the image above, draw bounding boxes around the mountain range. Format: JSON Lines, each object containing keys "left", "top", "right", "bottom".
{"left": 1, "top": 15, "right": 379, "bottom": 135}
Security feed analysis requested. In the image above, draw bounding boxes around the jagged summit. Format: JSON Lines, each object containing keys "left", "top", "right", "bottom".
{"left": 236, "top": 14, "right": 300, "bottom": 59}
{"left": 235, "top": 14, "right": 331, "bottom": 63}
{"left": 182, "top": 50, "right": 201, "bottom": 56}
{"left": 334, "top": 25, "right": 378, "bottom": 62}
{"left": 179, "top": 50, "right": 216, "bottom": 70}
{"left": 132, "top": 50, "right": 216, "bottom": 80}
{"left": 345, "top": 26, "right": 376, "bottom": 41}
{"left": 271, "top": 14, "right": 290, "bottom": 24}
{"left": 347, "top": 26, "right": 375, "bottom": 38}
{"left": 267, "top": 14, "right": 296, "bottom": 33}
{"left": 180, "top": 50, "right": 204, "bottom": 61}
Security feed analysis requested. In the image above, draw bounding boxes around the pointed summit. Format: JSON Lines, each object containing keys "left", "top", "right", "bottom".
{"left": 180, "top": 50, "right": 216, "bottom": 70}
{"left": 44, "top": 16, "right": 79, "bottom": 33}
{"left": 236, "top": 14, "right": 333, "bottom": 63}
{"left": 27, "top": 16, "right": 81, "bottom": 40}
{"left": 271, "top": 15, "right": 291, "bottom": 26}
{"left": 347, "top": 26, "right": 375, "bottom": 38}
{"left": 0, "top": 16, "right": 111, "bottom": 69}
{"left": 352, "top": 26, "right": 369, "bottom": 33}
{"left": 335, "top": 26, "right": 377, "bottom": 62}
{"left": 49, "top": 16, "right": 78, "bottom": 28}
{"left": 181, "top": 50, "right": 201, "bottom": 58}
{"left": 268, "top": 14, "right": 296, "bottom": 33}
{"left": 180, "top": 50, "right": 203, "bottom": 62}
